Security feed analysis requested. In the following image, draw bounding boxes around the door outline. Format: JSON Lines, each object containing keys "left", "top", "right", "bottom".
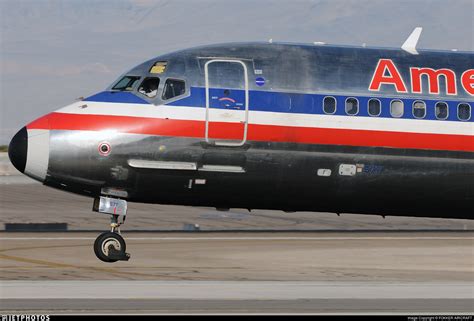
{"left": 204, "top": 59, "right": 249, "bottom": 147}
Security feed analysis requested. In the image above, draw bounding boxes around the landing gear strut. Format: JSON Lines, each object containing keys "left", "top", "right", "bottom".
{"left": 93, "top": 197, "right": 130, "bottom": 263}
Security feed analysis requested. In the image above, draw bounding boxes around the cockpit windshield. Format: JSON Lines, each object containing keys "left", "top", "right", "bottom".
{"left": 112, "top": 76, "right": 140, "bottom": 91}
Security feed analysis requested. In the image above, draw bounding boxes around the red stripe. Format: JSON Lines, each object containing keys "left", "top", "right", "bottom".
{"left": 27, "top": 113, "right": 50, "bottom": 130}
{"left": 27, "top": 112, "right": 474, "bottom": 152}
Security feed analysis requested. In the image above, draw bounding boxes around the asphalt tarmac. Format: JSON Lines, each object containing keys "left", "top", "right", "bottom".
{"left": 1, "top": 281, "right": 472, "bottom": 314}
{"left": 0, "top": 232, "right": 473, "bottom": 313}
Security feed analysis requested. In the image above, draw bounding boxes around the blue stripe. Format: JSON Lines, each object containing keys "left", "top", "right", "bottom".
{"left": 84, "top": 91, "right": 150, "bottom": 104}
{"left": 167, "top": 87, "right": 474, "bottom": 123}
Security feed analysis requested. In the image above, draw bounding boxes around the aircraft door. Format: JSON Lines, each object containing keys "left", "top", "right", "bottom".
{"left": 205, "top": 60, "right": 249, "bottom": 146}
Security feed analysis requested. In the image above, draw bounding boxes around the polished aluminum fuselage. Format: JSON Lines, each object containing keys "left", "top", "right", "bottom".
{"left": 11, "top": 43, "right": 474, "bottom": 219}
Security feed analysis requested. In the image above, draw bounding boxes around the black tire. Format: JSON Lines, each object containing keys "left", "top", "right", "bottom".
{"left": 93, "top": 232, "right": 126, "bottom": 263}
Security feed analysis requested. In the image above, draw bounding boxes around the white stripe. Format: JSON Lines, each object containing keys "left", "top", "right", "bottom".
{"left": 56, "top": 102, "right": 474, "bottom": 136}
{"left": 25, "top": 129, "right": 49, "bottom": 182}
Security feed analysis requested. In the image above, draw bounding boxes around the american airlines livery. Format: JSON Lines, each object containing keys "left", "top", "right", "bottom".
{"left": 8, "top": 29, "right": 473, "bottom": 262}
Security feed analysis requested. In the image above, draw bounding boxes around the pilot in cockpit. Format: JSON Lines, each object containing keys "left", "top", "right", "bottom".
{"left": 138, "top": 78, "right": 159, "bottom": 98}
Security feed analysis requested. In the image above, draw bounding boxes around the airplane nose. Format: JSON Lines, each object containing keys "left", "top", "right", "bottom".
{"left": 8, "top": 118, "right": 50, "bottom": 182}
{"left": 8, "top": 127, "right": 28, "bottom": 173}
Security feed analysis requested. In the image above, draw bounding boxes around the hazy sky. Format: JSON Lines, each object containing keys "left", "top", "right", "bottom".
{"left": 0, "top": 0, "right": 473, "bottom": 144}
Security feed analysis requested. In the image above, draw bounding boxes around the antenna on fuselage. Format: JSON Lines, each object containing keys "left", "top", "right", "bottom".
{"left": 401, "top": 27, "right": 422, "bottom": 55}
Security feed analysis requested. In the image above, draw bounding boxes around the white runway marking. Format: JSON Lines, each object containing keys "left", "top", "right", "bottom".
{"left": 0, "top": 236, "right": 473, "bottom": 241}
{"left": 1, "top": 281, "right": 472, "bottom": 300}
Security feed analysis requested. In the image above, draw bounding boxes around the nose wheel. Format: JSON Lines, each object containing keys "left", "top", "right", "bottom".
{"left": 94, "top": 231, "right": 129, "bottom": 262}
{"left": 93, "top": 213, "right": 130, "bottom": 262}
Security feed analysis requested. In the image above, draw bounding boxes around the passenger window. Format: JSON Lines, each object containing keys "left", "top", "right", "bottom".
{"left": 390, "top": 100, "right": 404, "bottom": 118}
{"left": 162, "top": 79, "right": 186, "bottom": 100}
{"left": 345, "top": 98, "right": 358, "bottom": 115}
{"left": 435, "top": 102, "right": 448, "bottom": 120}
{"left": 112, "top": 76, "right": 140, "bottom": 91}
{"left": 368, "top": 99, "right": 381, "bottom": 116}
{"left": 412, "top": 100, "right": 426, "bottom": 119}
{"left": 138, "top": 77, "right": 160, "bottom": 98}
{"left": 457, "top": 103, "right": 471, "bottom": 121}
{"left": 323, "top": 96, "right": 336, "bottom": 114}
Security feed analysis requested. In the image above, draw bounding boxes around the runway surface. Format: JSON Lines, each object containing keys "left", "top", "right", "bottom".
{"left": 0, "top": 232, "right": 473, "bottom": 313}
{"left": 1, "top": 155, "right": 473, "bottom": 313}
{"left": 1, "top": 281, "right": 472, "bottom": 314}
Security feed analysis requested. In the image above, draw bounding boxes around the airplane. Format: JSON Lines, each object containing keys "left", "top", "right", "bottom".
{"left": 7, "top": 28, "right": 473, "bottom": 262}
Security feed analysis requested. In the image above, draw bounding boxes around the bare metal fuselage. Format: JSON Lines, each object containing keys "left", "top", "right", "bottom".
{"left": 9, "top": 43, "right": 474, "bottom": 219}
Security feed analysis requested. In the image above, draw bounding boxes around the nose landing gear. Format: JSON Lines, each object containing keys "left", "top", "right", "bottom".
{"left": 93, "top": 197, "right": 130, "bottom": 263}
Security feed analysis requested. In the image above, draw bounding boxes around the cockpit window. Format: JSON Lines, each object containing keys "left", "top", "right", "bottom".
{"left": 112, "top": 76, "right": 140, "bottom": 91}
{"left": 150, "top": 61, "right": 167, "bottom": 74}
{"left": 138, "top": 77, "right": 160, "bottom": 98}
{"left": 162, "top": 79, "right": 186, "bottom": 100}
